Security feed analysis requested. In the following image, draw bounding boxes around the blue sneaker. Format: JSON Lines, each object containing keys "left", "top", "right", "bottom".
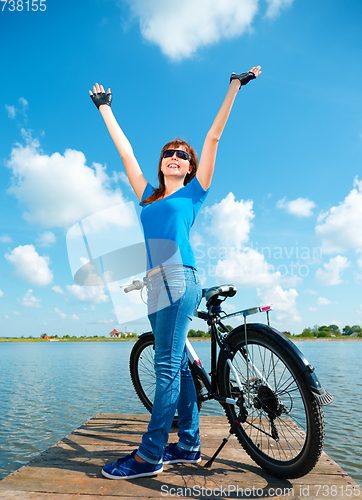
{"left": 163, "top": 443, "right": 201, "bottom": 464}
{"left": 102, "top": 450, "right": 163, "bottom": 480}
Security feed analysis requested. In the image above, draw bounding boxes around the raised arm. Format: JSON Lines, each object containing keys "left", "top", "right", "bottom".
{"left": 197, "top": 66, "right": 261, "bottom": 191}
{"left": 89, "top": 83, "right": 148, "bottom": 201}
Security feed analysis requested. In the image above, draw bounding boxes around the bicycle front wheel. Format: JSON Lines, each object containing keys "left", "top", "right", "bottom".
{"left": 130, "top": 332, "right": 204, "bottom": 417}
{"left": 217, "top": 326, "right": 324, "bottom": 478}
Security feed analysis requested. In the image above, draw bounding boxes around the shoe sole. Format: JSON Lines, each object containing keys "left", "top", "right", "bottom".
{"left": 101, "top": 467, "right": 163, "bottom": 480}
{"left": 163, "top": 457, "right": 201, "bottom": 465}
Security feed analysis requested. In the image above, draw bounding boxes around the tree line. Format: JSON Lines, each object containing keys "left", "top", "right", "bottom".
{"left": 296, "top": 324, "right": 362, "bottom": 338}
{"left": 188, "top": 324, "right": 362, "bottom": 339}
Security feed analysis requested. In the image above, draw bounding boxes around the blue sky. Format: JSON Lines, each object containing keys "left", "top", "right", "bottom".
{"left": 1, "top": 0, "right": 362, "bottom": 337}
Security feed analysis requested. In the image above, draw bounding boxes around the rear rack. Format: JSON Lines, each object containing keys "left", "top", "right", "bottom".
{"left": 196, "top": 305, "right": 273, "bottom": 326}
{"left": 221, "top": 305, "right": 272, "bottom": 326}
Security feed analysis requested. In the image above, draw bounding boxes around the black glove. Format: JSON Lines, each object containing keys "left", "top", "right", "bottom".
{"left": 230, "top": 71, "right": 256, "bottom": 87}
{"left": 90, "top": 91, "right": 112, "bottom": 109}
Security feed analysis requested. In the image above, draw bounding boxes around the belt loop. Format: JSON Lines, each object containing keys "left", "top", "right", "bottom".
{"left": 191, "top": 267, "right": 195, "bottom": 279}
{"left": 147, "top": 275, "right": 154, "bottom": 291}
{"left": 161, "top": 267, "right": 167, "bottom": 284}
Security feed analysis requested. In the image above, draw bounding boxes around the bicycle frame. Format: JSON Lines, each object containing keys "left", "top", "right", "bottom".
{"left": 129, "top": 281, "right": 333, "bottom": 475}
{"left": 185, "top": 304, "right": 273, "bottom": 410}
{"left": 125, "top": 277, "right": 333, "bottom": 408}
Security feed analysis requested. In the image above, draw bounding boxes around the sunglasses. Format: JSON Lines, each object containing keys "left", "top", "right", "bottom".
{"left": 162, "top": 149, "right": 191, "bottom": 161}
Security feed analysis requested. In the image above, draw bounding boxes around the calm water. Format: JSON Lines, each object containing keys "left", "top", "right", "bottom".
{"left": 0, "top": 340, "right": 361, "bottom": 485}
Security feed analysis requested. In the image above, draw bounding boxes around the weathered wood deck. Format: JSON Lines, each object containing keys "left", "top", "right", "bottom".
{"left": 0, "top": 414, "right": 359, "bottom": 499}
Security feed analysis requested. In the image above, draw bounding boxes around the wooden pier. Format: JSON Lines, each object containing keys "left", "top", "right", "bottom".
{"left": 0, "top": 414, "right": 359, "bottom": 499}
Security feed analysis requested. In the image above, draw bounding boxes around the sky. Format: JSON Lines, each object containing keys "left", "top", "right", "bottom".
{"left": 1, "top": 0, "right": 362, "bottom": 337}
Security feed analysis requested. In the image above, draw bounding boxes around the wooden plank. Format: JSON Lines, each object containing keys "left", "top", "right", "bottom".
{"left": 0, "top": 414, "right": 359, "bottom": 500}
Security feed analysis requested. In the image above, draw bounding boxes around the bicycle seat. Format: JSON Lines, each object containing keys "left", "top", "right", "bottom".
{"left": 202, "top": 285, "right": 237, "bottom": 302}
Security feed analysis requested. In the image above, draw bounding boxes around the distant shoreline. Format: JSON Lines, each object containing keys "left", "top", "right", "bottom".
{"left": 0, "top": 338, "right": 138, "bottom": 342}
{"left": 290, "top": 337, "right": 362, "bottom": 341}
{"left": 0, "top": 337, "right": 361, "bottom": 342}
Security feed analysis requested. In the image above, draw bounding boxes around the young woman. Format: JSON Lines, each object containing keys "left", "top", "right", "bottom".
{"left": 89, "top": 66, "right": 261, "bottom": 480}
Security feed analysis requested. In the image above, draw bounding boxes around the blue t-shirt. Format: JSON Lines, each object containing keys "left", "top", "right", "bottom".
{"left": 140, "top": 176, "right": 208, "bottom": 271}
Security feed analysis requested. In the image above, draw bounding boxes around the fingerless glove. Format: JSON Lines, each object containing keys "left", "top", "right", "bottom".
{"left": 230, "top": 72, "right": 256, "bottom": 88}
{"left": 90, "top": 92, "right": 112, "bottom": 109}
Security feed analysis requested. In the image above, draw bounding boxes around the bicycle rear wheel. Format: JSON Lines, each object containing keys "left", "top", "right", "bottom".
{"left": 217, "top": 326, "right": 324, "bottom": 478}
{"left": 130, "top": 332, "right": 203, "bottom": 418}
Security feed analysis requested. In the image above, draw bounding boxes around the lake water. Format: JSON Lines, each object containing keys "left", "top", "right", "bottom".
{"left": 0, "top": 340, "right": 361, "bottom": 485}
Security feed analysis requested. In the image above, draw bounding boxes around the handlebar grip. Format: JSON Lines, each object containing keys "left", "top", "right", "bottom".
{"left": 124, "top": 280, "right": 144, "bottom": 293}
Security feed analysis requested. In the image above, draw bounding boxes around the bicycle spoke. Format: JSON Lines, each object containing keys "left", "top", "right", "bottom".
{"left": 219, "top": 329, "right": 321, "bottom": 470}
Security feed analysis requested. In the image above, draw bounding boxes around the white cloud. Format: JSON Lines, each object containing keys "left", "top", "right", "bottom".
{"left": 124, "top": 0, "right": 294, "bottom": 60}
{"left": 54, "top": 307, "right": 67, "bottom": 319}
{"left": 83, "top": 305, "right": 96, "bottom": 311}
{"left": 18, "top": 289, "right": 41, "bottom": 308}
{"left": 0, "top": 290, "right": 4, "bottom": 297}
{"left": 5, "top": 244, "right": 53, "bottom": 286}
{"left": 315, "top": 255, "right": 350, "bottom": 286}
{"left": 5, "top": 105, "right": 16, "bottom": 119}
{"left": 205, "top": 192, "right": 254, "bottom": 250}
{"left": 13, "top": 311, "right": 21, "bottom": 316}
{"left": 257, "top": 285, "right": 301, "bottom": 323}
{"left": 203, "top": 193, "right": 279, "bottom": 287}
{"left": 276, "top": 197, "right": 316, "bottom": 217}
{"left": 316, "top": 178, "right": 362, "bottom": 253}
{"left": 357, "top": 250, "right": 362, "bottom": 270}
{"left": 356, "top": 251, "right": 362, "bottom": 283}
{"left": 70, "top": 314, "right": 79, "bottom": 320}
{"left": 265, "top": 0, "right": 294, "bottom": 17}
{"left": 5, "top": 98, "right": 28, "bottom": 119}
{"left": 52, "top": 285, "right": 65, "bottom": 294}
{"left": 317, "top": 297, "right": 331, "bottom": 306}
{"left": 113, "top": 170, "right": 131, "bottom": 187}
{"left": 66, "top": 284, "right": 109, "bottom": 304}
{"left": 37, "top": 231, "right": 56, "bottom": 247}
{"left": 0, "top": 235, "right": 12, "bottom": 243}
{"left": 203, "top": 192, "right": 300, "bottom": 324}
{"left": 213, "top": 247, "right": 279, "bottom": 287}
{"left": 6, "top": 135, "right": 125, "bottom": 228}
{"left": 89, "top": 319, "right": 115, "bottom": 325}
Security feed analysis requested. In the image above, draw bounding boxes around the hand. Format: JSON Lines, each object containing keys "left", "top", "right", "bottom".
{"left": 249, "top": 65, "right": 262, "bottom": 78}
{"left": 89, "top": 83, "right": 112, "bottom": 109}
{"left": 230, "top": 66, "right": 261, "bottom": 88}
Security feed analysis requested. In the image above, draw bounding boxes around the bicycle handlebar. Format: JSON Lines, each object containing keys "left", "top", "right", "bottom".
{"left": 124, "top": 280, "right": 144, "bottom": 293}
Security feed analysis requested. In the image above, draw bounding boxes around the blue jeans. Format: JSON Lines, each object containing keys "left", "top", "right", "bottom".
{"left": 137, "top": 265, "right": 202, "bottom": 464}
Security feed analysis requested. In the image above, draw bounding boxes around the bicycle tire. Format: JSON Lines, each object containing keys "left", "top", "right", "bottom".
{"left": 130, "top": 332, "right": 204, "bottom": 418}
{"left": 217, "top": 326, "right": 324, "bottom": 478}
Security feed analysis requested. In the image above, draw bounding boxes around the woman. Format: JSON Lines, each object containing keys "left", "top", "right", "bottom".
{"left": 89, "top": 66, "right": 261, "bottom": 480}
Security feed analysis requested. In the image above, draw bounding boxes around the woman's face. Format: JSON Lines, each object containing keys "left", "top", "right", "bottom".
{"left": 160, "top": 147, "right": 192, "bottom": 181}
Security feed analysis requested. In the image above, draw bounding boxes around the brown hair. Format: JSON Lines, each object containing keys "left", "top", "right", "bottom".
{"left": 141, "top": 139, "right": 198, "bottom": 205}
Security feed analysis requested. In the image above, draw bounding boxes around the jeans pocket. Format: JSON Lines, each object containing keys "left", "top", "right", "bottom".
{"left": 154, "top": 279, "right": 184, "bottom": 311}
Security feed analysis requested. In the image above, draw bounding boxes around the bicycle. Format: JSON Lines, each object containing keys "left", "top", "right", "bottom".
{"left": 126, "top": 279, "right": 333, "bottom": 479}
